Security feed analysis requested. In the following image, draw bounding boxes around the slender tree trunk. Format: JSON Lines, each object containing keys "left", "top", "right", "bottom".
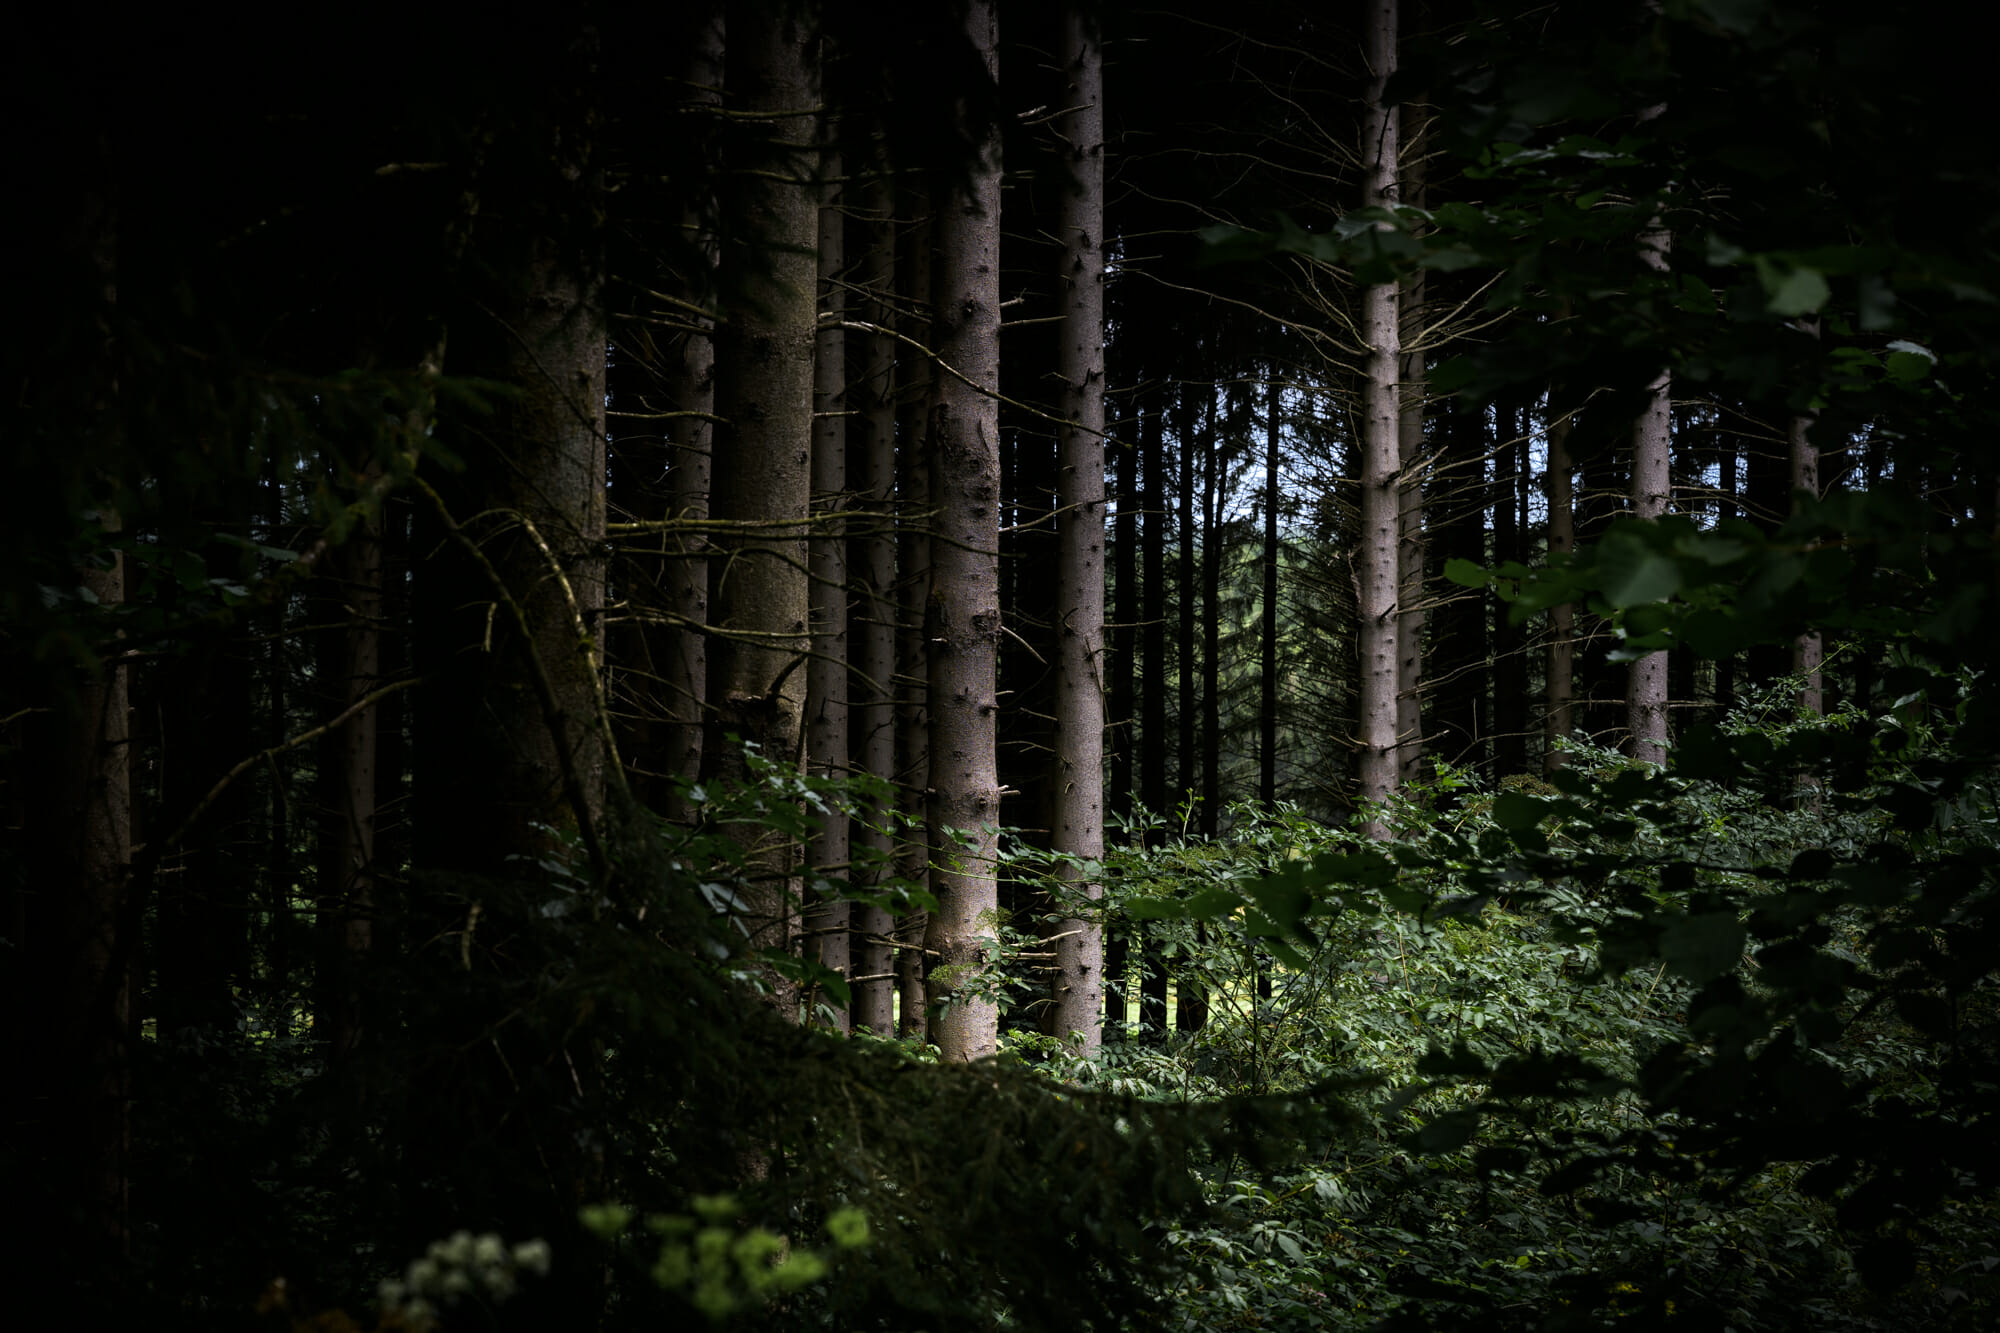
{"left": 1047, "top": 1, "right": 1107, "bottom": 1053}
{"left": 1544, "top": 403, "right": 1576, "bottom": 773}
{"left": 318, "top": 486, "right": 381, "bottom": 1064}
{"left": 1200, "top": 410, "right": 1222, "bottom": 835}
{"left": 1262, "top": 380, "right": 1282, "bottom": 806}
{"left": 1627, "top": 99, "right": 1672, "bottom": 765}
{"left": 922, "top": 0, "right": 1004, "bottom": 1062}
{"left": 660, "top": 10, "right": 725, "bottom": 825}
{"left": 1711, "top": 437, "right": 1738, "bottom": 716}
{"left": 1355, "top": 0, "right": 1402, "bottom": 834}
{"left": 894, "top": 181, "right": 934, "bottom": 1041}
{"left": 1176, "top": 393, "right": 1198, "bottom": 815}
{"left": 1395, "top": 105, "right": 1428, "bottom": 784}
{"left": 707, "top": 6, "right": 819, "bottom": 968}
{"left": 1111, "top": 402, "right": 1136, "bottom": 827}
{"left": 1790, "top": 318, "right": 1823, "bottom": 718}
{"left": 1138, "top": 395, "right": 1169, "bottom": 1035}
{"left": 805, "top": 118, "right": 851, "bottom": 1025}
{"left": 1182, "top": 401, "right": 1216, "bottom": 1034}
{"left": 1492, "top": 398, "right": 1527, "bottom": 776}
{"left": 849, "top": 118, "right": 899, "bottom": 1037}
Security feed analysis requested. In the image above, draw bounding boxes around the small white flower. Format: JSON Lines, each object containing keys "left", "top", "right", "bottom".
{"left": 472, "top": 1232, "right": 507, "bottom": 1267}
{"left": 512, "top": 1238, "right": 552, "bottom": 1275}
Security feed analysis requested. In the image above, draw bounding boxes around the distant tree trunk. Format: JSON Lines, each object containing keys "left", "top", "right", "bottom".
{"left": 1199, "top": 406, "right": 1222, "bottom": 836}
{"left": 1262, "top": 379, "right": 1282, "bottom": 807}
{"left": 317, "top": 487, "right": 381, "bottom": 1065}
{"left": 1790, "top": 318, "right": 1823, "bottom": 719}
{"left": 1104, "top": 398, "right": 1135, "bottom": 1038}
{"left": 1354, "top": 0, "right": 1402, "bottom": 835}
{"left": 1712, "top": 436, "right": 1737, "bottom": 718}
{"left": 1138, "top": 395, "right": 1169, "bottom": 1035}
{"left": 1433, "top": 396, "right": 1486, "bottom": 772}
{"left": 1046, "top": 1, "right": 1107, "bottom": 1054}
{"left": 805, "top": 120, "right": 851, "bottom": 1026}
{"left": 1492, "top": 397, "right": 1528, "bottom": 776}
{"left": 922, "top": 0, "right": 1004, "bottom": 1063}
{"left": 1544, "top": 404, "right": 1576, "bottom": 773}
{"left": 659, "top": 10, "right": 725, "bottom": 826}
{"left": 848, "top": 120, "right": 899, "bottom": 1038}
{"left": 1111, "top": 401, "right": 1137, "bottom": 826}
{"left": 1181, "top": 400, "right": 1216, "bottom": 1035}
{"left": 1176, "top": 393, "right": 1198, "bottom": 814}
{"left": 706, "top": 7, "right": 818, "bottom": 968}
{"left": 894, "top": 181, "right": 934, "bottom": 1041}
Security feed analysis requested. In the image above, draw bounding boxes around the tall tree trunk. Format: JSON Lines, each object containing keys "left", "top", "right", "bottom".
{"left": 1181, "top": 398, "right": 1215, "bottom": 1035}
{"left": 1138, "top": 395, "right": 1169, "bottom": 1034}
{"left": 1544, "top": 403, "right": 1576, "bottom": 773}
{"left": 1395, "top": 105, "right": 1428, "bottom": 784}
{"left": 1111, "top": 402, "right": 1136, "bottom": 826}
{"left": 1712, "top": 435, "right": 1737, "bottom": 719}
{"left": 317, "top": 487, "right": 381, "bottom": 1065}
{"left": 1176, "top": 392, "right": 1198, "bottom": 813}
{"left": 1789, "top": 318, "right": 1823, "bottom": 719}
{"left": 706, "top": 6, "right": 819, "bottom": 968}
{"left": 894, "top": 181, "right": 934, "bottom": 1041}
{"left": 805, "top": 119, "right": 851, "bottom": 1025}
{"left": 849, "top": 118, "right": 899, "bottom": 1037}
{"left": 1492, "top": 398, "right": 1528, "bottom": 776}
{"left": 1262, "top": 379, "right": 1282, "bottom": 807}
{"left": 1199, "top": 409, "right": 1222, "bottom": 835}
{"left": 1355, "top": 0, "right": 1402, "bottom": 835}
{"left": 1627, "top": 99, "right": 1671, "bottom": 765}
{"left": 1047, "top": 0, "right": 1107, "bottom": 1053}
{"left": 660, "top": 9, "right": 725, "bottom": 825}
{"left": 922, "top": 0, "right": 1004, "bottom": 1062}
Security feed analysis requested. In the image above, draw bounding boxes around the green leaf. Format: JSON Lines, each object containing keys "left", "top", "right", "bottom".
{"left": 1443, "top": 557, "right": 1490, "bottom": 588}
{"left": 1492, "top": 791, "right": 1549, "bottom": 832}
{"left": 1413, "top": 1109, "right": 1481, "bottom": 1153}
{"left": 1662, "top": 912, "right": 1747, "bottom": 983}
{"left": 1598, "top": 530, "right": 1682, "bottom": 608}
{"left": 1762, "top": 262, "right": 1831, "bottom": 316}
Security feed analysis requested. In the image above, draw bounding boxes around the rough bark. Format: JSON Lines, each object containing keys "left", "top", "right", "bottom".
{"left": 1544, "top": 404, "right": 1576, "bottom": 773}
{"left": 318, "top": 491, "right": 381, "bottom": 1064}
{"left": 1176, "top": 393, "right": 1199, "bottom": 812}
{"left": 1395, "top": 104, "right": 1428, "bottom": 784}
{"left": 707, "top": 4, "right": 818, "bottom": 963}
{"left": 1046, "top": 0, "right": 1107, "bottom": 1053}
{"left": 849, "top": 120, "right": 899, "bottom": 1037}
{"left": 1493, "top": 398, "right": 1528, "bottom": 776}
{"left": 1355, "top": 0, "right": 1403, "bottom": 834}
{"left": 1789, "top": 318, "right": 1823, "bottom": 719}
{"left": 1627, "top": 92, "right": 1672, "bottom": 765}
{"left": 805, "top": 121, "right": 851, "bottom": 1025}
{"left": 922, "top": 0, "right": 1004, "bottom": 1063}
{"left": 1628, "top": 245, "right": 1672, "bottom": 765}
{"left": 1138, "top": 397, "right": 1170, "bottom": 1035}
{"left": 659, "top": 9, "right": 725, "bottom": 825}
{"left": 894, "top": 180, "right": 934, "bottom": 1041}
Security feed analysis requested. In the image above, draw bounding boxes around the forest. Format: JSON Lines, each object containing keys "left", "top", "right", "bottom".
{"left": 4, "top": 0, "right": 1997, "bottom": 1327}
